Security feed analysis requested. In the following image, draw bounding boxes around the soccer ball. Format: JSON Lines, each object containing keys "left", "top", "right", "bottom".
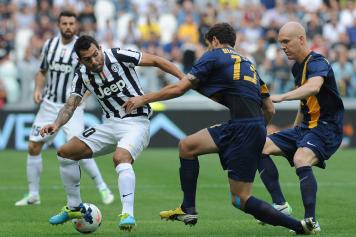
{"left": 72, "top": 203, "right": 102, "bottom": 234}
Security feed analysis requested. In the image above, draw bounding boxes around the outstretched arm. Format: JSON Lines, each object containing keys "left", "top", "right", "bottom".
{"left": 271, "top": 76, "right": 324, "bottom": 103}
{"left": 139, "top": 52, "right": 185, "bottom": 80}
{"left": 40, "top": 94, "right": 82, "bottom": 136}
{"left": 123, "top": 74, "right": 197, "bottom": 113}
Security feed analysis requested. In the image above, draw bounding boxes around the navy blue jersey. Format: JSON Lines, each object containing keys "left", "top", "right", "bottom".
{"left": 292, "top": 51, "right": 344, "bottom": 131}
{"left": 190, "top": 48, "right": 269, "bottom": 119}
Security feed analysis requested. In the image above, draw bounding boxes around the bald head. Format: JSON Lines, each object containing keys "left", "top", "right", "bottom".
{"left": 279, "top": 22, "right": 306, "bottom": 39}
{"left": 278, "top": 21, "right": 310, "bottom": 62}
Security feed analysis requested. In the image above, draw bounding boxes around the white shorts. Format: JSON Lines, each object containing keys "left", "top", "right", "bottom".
{"left": 30, "top": 99, "right": 85, "bottom": 143}
{"left": 77, "top": 116, "right": 150, "bottom": 160}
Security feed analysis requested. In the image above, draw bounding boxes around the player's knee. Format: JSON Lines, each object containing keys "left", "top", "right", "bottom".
{"left": 28, "top": 142, "right": 42, "bottom": 155}
{"left": 262, "top": 138, "right": 276, "bottom": 155}
{"left": 293, "top": 156, "right": 311, "bottom": 167}
{"left": 178, "top": 139, "right": 195, "bottom": 158}
{"left": 57, "top": 154, "right": 76, "bottom": 165}
{"left": 112, "top": 151, "right": 133, "bottom": 166}
{"left": 57, "top": 146, "right": 72, "bottom": 159}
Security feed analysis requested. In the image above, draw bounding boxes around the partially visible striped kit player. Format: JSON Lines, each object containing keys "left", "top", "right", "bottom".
{"left": 40, "top": 35, "right": 79, "bottom": 104}
{"left": 30, "top": 34, "right": 82, "bottom": 143}
{"left": 42, "top": 35, "right": 185, "bottom": 230}
{"left": 72, "top": 48, "right": 152, "bottom": 119}
{"left": 16, "top": 11, "right": 114, "bottom": 208}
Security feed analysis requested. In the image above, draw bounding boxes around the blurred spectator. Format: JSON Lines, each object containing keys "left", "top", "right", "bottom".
{"left": 339, "top": 0, "right": 355, "bottom": 28}
{"left": 0, "top": 0, "right": 355, "bottom": 108}
{"left": 323, "top": 12, "right": 346, "bottom": 44}
{"left": 217, "top": 1, "right": 243, "bottom": 30}
{"left": 332, "top": 45, "right": 354, "bottom": 97}
{"left": 36, "top": 0, "right": 55, "bottom": 24}
{"left": 346, "top": 17, "right": 356, "bottom": 47}
{"left": 0, "top": 49, "right": 19, "bottom": 104}
{"left": 176, "top": 0, "right": 200, "bottom": 26}
{"left": 306, "top": 13, "right": 323, "bottom": 40}
{"left": 138, "top": 15, "right": 160, "bottom": 42}
{"left": 78, "top": 1, "right": 96, "bottom": 36}
{"left": 310, "top": 34, "right": 328, "bottom": 57}
{"left": 198, "top": 13, "right": 213, "bottom": 46}
{"left": 298, "top": 0, "right": 322, "bottom": 12}
{"left": 178, "top": 14, "right": 199, "bottom": 44}
{"left": 17, "top": 44, "right": 39, "bottom": 106}
{"left": 272, "top": 50, "right": 292, "bottom": 93}
{"left": 261, "top": 0, "right": 288, "bottom": 28}
{"left": 163, "top": 33, "right": 183, "bottom": 57}
{"left": 15, "top": 2, "right": 35, "bottom": 29}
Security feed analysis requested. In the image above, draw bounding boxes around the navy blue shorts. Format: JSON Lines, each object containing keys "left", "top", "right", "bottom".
{"left": 208, "top": 117, "right": 266, "bottom": 182}
{"left": 268, "top": 124, "right": 342, "bottom": 169}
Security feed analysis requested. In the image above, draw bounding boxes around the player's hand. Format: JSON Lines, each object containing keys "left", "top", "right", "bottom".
{"left": 270, "top": 94, "right": 284, "bottom": 103}
{"left": 33, "top": 90, "right": 43, "bottom": 104}
{"left": 40, "top": 124, "right": 59, "bottom": 137}
{"left": 123, "top": 96, "right": 146, "bottom": 114}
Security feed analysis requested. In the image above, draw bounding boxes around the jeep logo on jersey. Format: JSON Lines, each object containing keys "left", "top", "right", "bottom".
{"left": 49, "top": 62, "right": 73, "bottom": 73}
{"left": 97, "top": 80, "right": 126, "bottom": 99}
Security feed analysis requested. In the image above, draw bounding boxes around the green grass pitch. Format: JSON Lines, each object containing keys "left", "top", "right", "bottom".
{"left": 0, "top": 148, "right": 355, "bottom": 237}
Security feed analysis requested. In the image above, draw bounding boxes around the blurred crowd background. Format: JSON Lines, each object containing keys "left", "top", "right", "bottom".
{"left": 0, "top": 0, "right": 355, "bottom": 109}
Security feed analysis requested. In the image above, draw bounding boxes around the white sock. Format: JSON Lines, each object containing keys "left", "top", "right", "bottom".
{"left": 115, "top": 163, "right": 135, "bottom": 216}
{"left": 79, "top": 159, "right": 108, "bottom": 191}
{"left": 27, "top": 154, "right": 42, "bottom": 197}
{"left": 58, "top": 155, "right": 82, "bottom": 209}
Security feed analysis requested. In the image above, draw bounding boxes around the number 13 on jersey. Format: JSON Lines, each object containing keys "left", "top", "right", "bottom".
{"left": 231, "top": 55, "right": 257, "bottom": 84}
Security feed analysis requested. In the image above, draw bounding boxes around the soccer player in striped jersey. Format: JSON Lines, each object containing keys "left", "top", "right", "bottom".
{"left": 40, "top": 35, "right": 185, "bottom": 231}
{"left": 15, "top": 11, "right": 114, "bottom": 207}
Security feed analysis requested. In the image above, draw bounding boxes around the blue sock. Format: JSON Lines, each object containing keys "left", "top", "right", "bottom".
{"left": 296, "top": 166, "right": 317, "bottom": 221}
{"left": 258, "top": 154, "right": 286, "bottom": 205}
{"left": 180, "top": 157, "right": 199, "bottom": 214}
{"left": 244, "top": 196, "right": 304, "bottom": 233}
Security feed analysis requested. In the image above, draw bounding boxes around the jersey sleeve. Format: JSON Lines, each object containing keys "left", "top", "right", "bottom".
{"left": 189, "top": 51, "right": 216, "bottom": 84}
{"left": 307, "top": 57, "right": 329, "bottom": 80}
{"left": 39, "top": 39, "right": 51, "bottom": 71}
{"left": 111, "top": 48, "right": 142, "bottom": 67}
{"left": 259, "top": 77, "right": 270, "bottom": 98}
{"left": 71, "top": 68, "right": 87, "bottom": 97}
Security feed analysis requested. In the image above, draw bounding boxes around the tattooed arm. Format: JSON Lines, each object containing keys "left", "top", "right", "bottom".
{"left": 40, "top": 95, "right": 82, "bottom": 136}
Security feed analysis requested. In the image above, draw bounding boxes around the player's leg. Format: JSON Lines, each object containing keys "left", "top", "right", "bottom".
{"left": 293, "top": 147, "right": 320, "bottom": 231}
{"left": 257, "top": 128, "right": 301, "bottom": 214}
{"left": 113, "top": 116, "right": 150, "bottom": 231}
{"left": 79, "top": 159, "right": 114, "bottom": 204}
{"left": 229, "top": 180, "right": 312, "bottom": 234}
{"left": 179, "top": 128, "right": 218, "bottom": 212}
{"left": 258, "top": 138, "right": 290, "bottom": 209}
{"left": 49, "top": 137, "right": 93, "bottom": 225}
{"left": 113, "top": 148, "right": 136, "bottom": 230}
{"left": 15, "top": 103, "right": 57, "bottom": 206}
{"left": 15, "top": 140, "right": 44, "bottom": 206}
{"left": 160, "top": 128, "right": 218, "bottom": 225}
{"left": 293, "top": 127, "right": 342, "bottom": 233}
{"left": 63, "top": 109, "right": 114, "bottom": 205}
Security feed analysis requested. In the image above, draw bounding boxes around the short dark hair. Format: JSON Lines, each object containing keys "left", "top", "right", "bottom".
{"left": 205, "top": 23, "right": 236, "bottom": 47}
{"left": 58, "top": 11, "right": 77, "bottom": 23}
{"left": 74, "top": 35, "right": 100, "bottom": 58}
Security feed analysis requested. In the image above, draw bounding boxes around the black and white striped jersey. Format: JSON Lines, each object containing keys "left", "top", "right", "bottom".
{"left": 71, "top": 48, "right": 152, "bottom": 119}
{"left": 40, "top": 35, "right": 79, "bottom": 104}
